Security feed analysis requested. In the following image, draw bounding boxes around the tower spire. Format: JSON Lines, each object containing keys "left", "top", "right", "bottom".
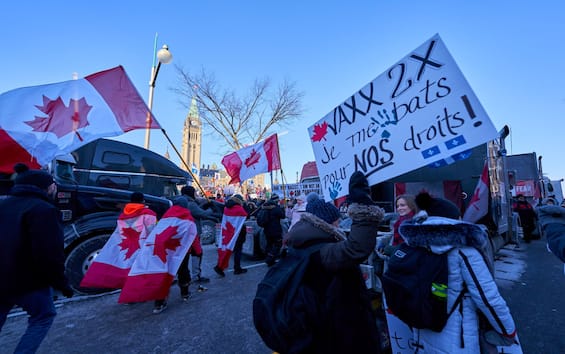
{"left": 181, "top": 97, "right": 202, "bottom": 182}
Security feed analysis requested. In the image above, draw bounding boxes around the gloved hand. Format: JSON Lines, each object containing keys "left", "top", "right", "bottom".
{"left": 347, "top": 171, "right": 374, "bottom": 205}
{"left": 61, "top": 285, "right": 74, "bottom": 298}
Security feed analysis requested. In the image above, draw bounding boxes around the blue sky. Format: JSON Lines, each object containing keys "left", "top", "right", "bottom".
{"left": 2, "top": 1, "right": 565, "bottom": 187}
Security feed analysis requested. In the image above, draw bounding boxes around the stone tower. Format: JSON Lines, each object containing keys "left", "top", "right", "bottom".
{"left": 181, "top": 97, "right": 202, "bottom": 179}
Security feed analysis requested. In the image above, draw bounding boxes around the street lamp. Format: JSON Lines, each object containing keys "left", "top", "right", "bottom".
{"left": 144, "top": 44, "right": 173, "bottom": 149}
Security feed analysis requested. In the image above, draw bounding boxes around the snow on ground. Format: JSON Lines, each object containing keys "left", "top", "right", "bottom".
{"left": 494, "top": 243, "right": 528, "bottom": 289}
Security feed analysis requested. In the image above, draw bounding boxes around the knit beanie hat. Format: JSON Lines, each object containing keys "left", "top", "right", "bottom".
{"left": 306, "top": 192, "right": 341, "bottom": 224}
{"left": 130, "top": 192, "right": 145, "bottom": 203}
{"left": 270, "top": 194, "right": 280, "bottom": 203}
{"left": 181, "top": 185, "right": 196, "bottom": 198}
{"left": 13, "top": 163, "right": 54, "bottom": 190}
{"left": 230, "top": 194, "right": 244, "bottom": 205}
{"left": 415, "top": 192, "right": 461, "bottom": 219}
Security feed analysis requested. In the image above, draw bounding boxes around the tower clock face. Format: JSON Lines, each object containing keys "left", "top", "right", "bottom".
{"left": 190, "top": 120, "right": 198, "bottom": 126}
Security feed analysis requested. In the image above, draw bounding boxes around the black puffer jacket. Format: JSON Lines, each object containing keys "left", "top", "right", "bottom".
{"left": 260, "top": 200, "right": 285, "bottom": 237}
{"left": 287, "top": 203, "right": 383, "bottom": 270}
{"left": 0, "top": 184, "right": 69, "bottom": 298}
{"left": 284, "top": 203, "right": 385, "bottom": 353}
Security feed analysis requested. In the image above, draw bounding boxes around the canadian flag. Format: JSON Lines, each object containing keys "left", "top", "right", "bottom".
{"left": 80, "top": 208, "right": 157, "bottom": 289}
{"left": 221, "top": 134, "right": 281, "bottom": 184}
{"left": 118, "top": 206, "right": 197, "bottom": 303}
{"left": 0, "top": 66, "right": 159, "bottom": 173}
{"left": 216, "top": 204, "right": 248, "bottom": 270}
{"left": 463, "top": 162, "right": 490, "bottom": 223}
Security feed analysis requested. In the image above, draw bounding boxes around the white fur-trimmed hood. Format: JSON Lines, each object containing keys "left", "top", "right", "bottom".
{"left": 399, "top": 215, "right": 488, "bottom": 252}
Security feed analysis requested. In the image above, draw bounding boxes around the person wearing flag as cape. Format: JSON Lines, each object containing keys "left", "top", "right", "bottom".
{"left": 80, "top": 192, "right": 157, "bottom": 289}
{"left": 179, "top": 185, "right": 217, "bottom": 284}
{"left": 214, "top": 194, "right": 249, "bottom": 277}
{"left": 117, "top": 197, "right": 198, "bottom": 314}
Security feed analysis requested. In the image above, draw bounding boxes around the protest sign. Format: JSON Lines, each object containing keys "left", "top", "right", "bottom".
{"left": 308, "top": 34, "right": 498, "bottom": 200}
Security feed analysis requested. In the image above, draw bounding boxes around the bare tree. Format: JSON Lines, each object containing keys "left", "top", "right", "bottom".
{"left": 172, "top": 67, "right": 304, "bottom": 152}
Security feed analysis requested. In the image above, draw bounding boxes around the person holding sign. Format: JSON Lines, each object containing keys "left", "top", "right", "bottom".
{"left": 280, "top": 172, "right": 385, "bottom": 353}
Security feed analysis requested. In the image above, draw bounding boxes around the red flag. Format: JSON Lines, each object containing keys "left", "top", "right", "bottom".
{"left": 118, "top": 206, "right": 197, "bottom": 303}
{"left": 0, "top": 66, "right": 160, "bottom": 173}
{"left": 216, "top": 204, "right": 248, "bottom": 270}
{"left": 80, "top": 208, "right": 157, "bottom": 289}
{"left": 463, "top": 163, "right": 489, "bottom": 223}
{"left": 221, "top": 134, "right": 281, "bottom": 184}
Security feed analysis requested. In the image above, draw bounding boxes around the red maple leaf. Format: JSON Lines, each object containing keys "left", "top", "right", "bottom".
{"left": 311, "top": 121, "right": 328, "bottom": 142}
{"left": 244, "top": 148, "right": 261, "bottom": 168}
{"left": 118, "top": 227, "right": 142, "bottom": 260}
{"left": 221, "top": 222, "right": 236, "bottom": 243}
{"left": 153, "top": 226, "right": 181, "bottom": 263}
{"left": 25, "top": 95, "right": 92, "bottom": 138}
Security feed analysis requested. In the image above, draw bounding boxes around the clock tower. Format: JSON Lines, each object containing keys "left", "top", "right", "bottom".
{"left": 181, "top": 97, "right": 202, "bottom": 179}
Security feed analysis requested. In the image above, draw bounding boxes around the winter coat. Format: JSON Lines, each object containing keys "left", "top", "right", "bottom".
{"left": 288, "top": 201, "right": 307, "bottom": 232}
{"left": 398, "top": 216, "right": 516, "bottom": 353}
{"left": 536, "top": 205, "right": 565, "bottom": 262}
{"left": 0, "top": 184, "right": 70, "bottom": 299}
{"left": 513, "top": 200, "right": 537, "bottom": 229}
{"left": 284, "top": 203, "right": 384, "bottom": 353}
{"left": 180, "top": 195, "right": 216, "bottom": 235}
{"left": 260, "top": 200, "right": 285, "bottom": 238}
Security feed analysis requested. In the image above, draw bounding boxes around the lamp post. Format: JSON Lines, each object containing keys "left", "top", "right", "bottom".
{"left": 144, "top": 44, "right": 173, "bottom": 149}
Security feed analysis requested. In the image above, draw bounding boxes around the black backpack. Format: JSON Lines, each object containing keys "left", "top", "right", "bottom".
{"left": 252, "top": 243, "right": 325, "bottom": 353}
{"left": 382, "top": 243, "right": 463, "bottom": 332}
{"left": 256, "top": 208, "right": 270, "bottom": 228}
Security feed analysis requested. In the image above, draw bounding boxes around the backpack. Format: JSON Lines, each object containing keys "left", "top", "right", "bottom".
{"left": 382, "top": 243, "right": 463, "bottom": 332}
{"left": 252, "top": 243, "right": 325, "bottom": 353}
{"left": 256, "top": 208, "right": 270, "bottom": 228}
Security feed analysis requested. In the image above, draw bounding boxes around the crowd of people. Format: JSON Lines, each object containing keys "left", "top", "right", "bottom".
{"left": 5, "top": 159, "right": 565, "bottom": 353}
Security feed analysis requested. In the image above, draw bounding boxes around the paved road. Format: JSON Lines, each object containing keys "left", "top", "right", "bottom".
{"left": 1, "top": 244, "right": 272, "bottom": 354}
{"left": 2, "top": 240, "right": 565, "bottom": 353}
{"left": 496, "top": 240, "right": 565, "bottom": 354}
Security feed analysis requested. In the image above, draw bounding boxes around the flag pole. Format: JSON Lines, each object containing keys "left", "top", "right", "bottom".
{"left": 273, "top": 133, "right": 287, "bottom": 206}
{"left": 153, "top": 124, "right": 209, "bottom": 200}
{"left": 269, "top": 171, "right": 273, "bottom": 199}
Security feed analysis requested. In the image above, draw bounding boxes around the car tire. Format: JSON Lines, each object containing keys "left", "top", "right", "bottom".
{"left": 200, "top": 220, "right": 217, "bottom": 245}
{"left": 65, "top": 234, "right": 114, "bottom": 295}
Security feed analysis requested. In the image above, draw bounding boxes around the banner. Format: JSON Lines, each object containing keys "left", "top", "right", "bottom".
{"left": 308, "top": 34, "right": 498, "bottom": 200}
